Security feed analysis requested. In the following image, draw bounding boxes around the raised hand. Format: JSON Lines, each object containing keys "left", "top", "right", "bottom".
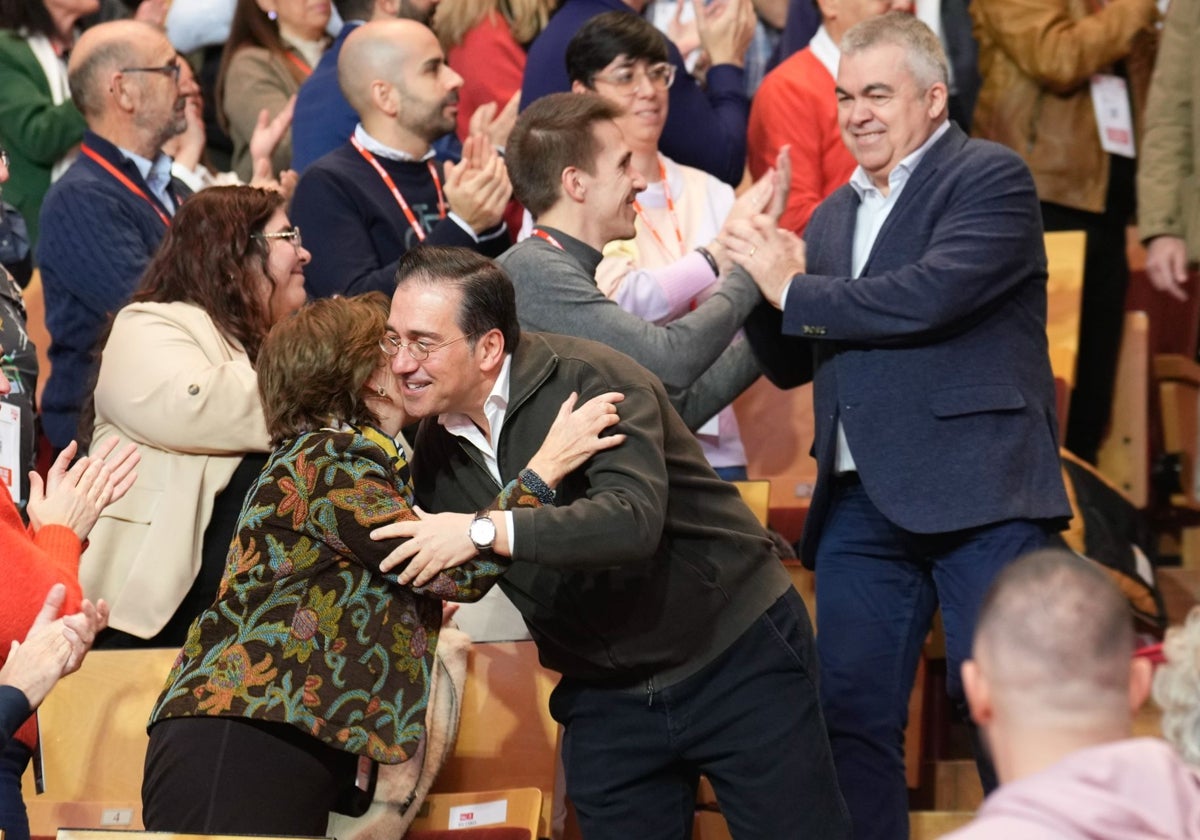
{"left": 27, "top": 436, "right": 139, "bottom": 539}
{"left": 444, "top": 135, "right": 512, "bottom": 233}
{"left": 723, "top": 214, "right": 806, "bottom": 308}
{"left": 468, "top": 91, "right": 521, "bottom": 150}
{"left": 249, "top": 97, "right": 296, "bottom": 177}
{"left": 693, "top": 0, "right": 756, "bottom": 68}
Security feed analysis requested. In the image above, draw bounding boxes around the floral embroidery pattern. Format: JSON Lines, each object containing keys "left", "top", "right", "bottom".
{"left": 149, "top": 429, "right": 539, "bottom": 764}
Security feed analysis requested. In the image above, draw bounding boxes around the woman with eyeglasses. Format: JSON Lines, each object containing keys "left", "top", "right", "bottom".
{"left": 79, "top": 185, "right": 308, "bottom": 648}
{"left": 216, "top": 0, "right": 331, "bottom": 181}
{"left": 0, "top": 0, "right": 94, "bottom": 247}
{"left": 565, "top": 12, "right": 784, "bottom": 481}
{"left": 140, "top": 292, "right": 622, "bottom": 835}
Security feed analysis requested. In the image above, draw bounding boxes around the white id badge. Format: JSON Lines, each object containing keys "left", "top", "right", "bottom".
{"left": 0, "top": 402, "right": 21, "bottom": 503}
{"left": 1091, "top": 74, "right": 1136, "bottom": 158}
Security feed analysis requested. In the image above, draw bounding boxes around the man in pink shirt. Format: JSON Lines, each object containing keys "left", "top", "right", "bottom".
{"left": 948, "top": 548, "right": 1200, "bottom": 839}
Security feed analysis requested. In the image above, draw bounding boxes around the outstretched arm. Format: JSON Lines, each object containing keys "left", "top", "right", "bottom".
{"left": 371, "top": 392, "right": 626, "bottom": 584}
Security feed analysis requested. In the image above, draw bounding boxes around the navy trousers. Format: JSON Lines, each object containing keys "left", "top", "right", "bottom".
{"left": 815, "top": 478, "right": 1048, "bottom": 840}
{"left": 550, "top": 589, "right": 850, "bottom": 840}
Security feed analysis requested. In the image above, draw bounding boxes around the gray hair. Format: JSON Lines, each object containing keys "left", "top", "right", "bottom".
{"left": 68, "top": 21, "right": 162, "bottom": 119}
{"left": 841, "top": 11, "right": 948, "bottom": 92}
{"left": 1154, "top": 606, "right": 1200, "bottom": 766}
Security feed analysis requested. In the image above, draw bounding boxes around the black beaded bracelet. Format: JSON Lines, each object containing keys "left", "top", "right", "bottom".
{"left": 695, "top": 245, "right": 719, "bottom": 277}
{"left": 520, "top": 468, "right": 556, "bottom": 505}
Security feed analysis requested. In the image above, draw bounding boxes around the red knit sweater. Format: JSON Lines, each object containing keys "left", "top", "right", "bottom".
{"left": 0, "top": 481, "right": 83, "bottom": 749}
{"left": 748, "top": 47, "right": 858, "bottom": 236}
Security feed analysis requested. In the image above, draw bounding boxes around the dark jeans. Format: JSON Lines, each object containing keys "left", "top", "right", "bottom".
{"left": 142, "top": 716, "right": 357, "bottom": 835}
{"left": 0, "top": 740, "right": 31, "bottom": 840}
{"left": 549, "top": 589, "right": 850, "bottom": 840}
{"left": 815, "top": 478, "right": 1048, "bottom": 840}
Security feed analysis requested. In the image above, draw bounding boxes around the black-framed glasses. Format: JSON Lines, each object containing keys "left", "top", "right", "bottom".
{"left": 379, "top": 332, "right": 475, "bottom": 361}
{"left": 592, "top": 61, "right": 676, "bottom": 94}
{"left": 253, "top": 225, "right": 303, "bottom": 252}
{"left": 120, "top": 59, "right": 182, "bottom": 84}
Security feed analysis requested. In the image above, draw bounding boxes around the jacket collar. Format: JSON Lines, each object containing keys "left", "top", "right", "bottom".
{"left": 865, "top": 121, "right": 964, "bottom": 263}
{"left": 844, "top": 121, "right": 967, "bottom": 277}
{"left": 504, "top": 332, "right": 560, "bottom": 421}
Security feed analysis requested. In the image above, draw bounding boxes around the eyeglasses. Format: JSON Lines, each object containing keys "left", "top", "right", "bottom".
{"left": 253, "top": 225, "right": 303, "bottom": 252}
{"left": 119, "top": 59, "right": 182, "bottom": 84}
{"left": 591, "top": 61, "right": 676, "bottom": 94}
{"left": 379, "top": 332, "right": 475, "bottom": 361}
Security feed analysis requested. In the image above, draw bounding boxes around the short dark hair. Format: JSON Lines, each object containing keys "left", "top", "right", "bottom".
{"left": 505, "top": 92, "right": 622, "bottom": 218}
{"left": 257, "top": 293, "right": 393, "bottom": 445}
{"left": 566, "top": 11, "right": 669, "bottom": 86}
{"left": 394, "top": 246, "right": 520, "bottom": 355}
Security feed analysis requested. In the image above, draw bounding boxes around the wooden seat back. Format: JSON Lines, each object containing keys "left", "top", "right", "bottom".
{"left": 24, "top": 641, "right": 560, "bottom": 839}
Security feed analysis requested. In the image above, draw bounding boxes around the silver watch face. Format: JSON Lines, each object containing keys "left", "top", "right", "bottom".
{"left": 469, "top": 515, "right": 496, "bottom": 547}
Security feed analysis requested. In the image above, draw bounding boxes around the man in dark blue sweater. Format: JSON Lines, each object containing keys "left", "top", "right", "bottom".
{"left": 37, "top": 21, "right": 196, "bottom": 452}
{"left": 521, "top": 0, "right": 756, "bottom": 187}
{"left": 291, "top": 0, "right": 440, "bottom": 173}
{"left": 290, "top": 18, "right": 510, "bottom": 299}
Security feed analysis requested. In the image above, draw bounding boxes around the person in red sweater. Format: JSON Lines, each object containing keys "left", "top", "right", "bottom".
{"left": 748, "top": 0, "right": 911, "bottom": 234}
{"left": 0, "top": 585, "right": 108, "bottom": 749}
{"left": 0, "top": 355, "right": 139, "bottom": 840}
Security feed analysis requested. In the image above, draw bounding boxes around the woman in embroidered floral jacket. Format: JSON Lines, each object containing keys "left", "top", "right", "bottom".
{"left": 141, "top": 292, "right": 623, "bottom": 835}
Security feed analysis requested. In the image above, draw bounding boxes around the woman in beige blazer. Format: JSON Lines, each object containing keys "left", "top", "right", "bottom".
{"left": 80, "top": 185, "right": 308, "bottom": 645}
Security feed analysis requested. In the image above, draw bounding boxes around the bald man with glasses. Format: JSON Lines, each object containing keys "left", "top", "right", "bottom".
{"left": 37, "top": 20, "right": 199, "bottom": 453}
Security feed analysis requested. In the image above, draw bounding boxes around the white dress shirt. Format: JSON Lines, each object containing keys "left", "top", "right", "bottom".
{"left": 437, "top": 354, "right": 518, "bottom": 554}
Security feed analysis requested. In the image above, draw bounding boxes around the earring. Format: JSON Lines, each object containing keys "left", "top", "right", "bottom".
{"left": 375, "top": 385, "right": 387, "bottom": 397}
{"left": 267, "top": 8, "right": 278, "bottom": 19}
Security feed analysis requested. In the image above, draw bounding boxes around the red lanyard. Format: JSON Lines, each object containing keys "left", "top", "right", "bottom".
{"left": 530, "top": 228, "right": 564, "bottom": 250}
{"left": 80, "top": 144, "right": 171, "bottom": 227}
{"left": 632, "top": 157, "right": 684, "bottom": 258}
{"left": 351, "top": 136, "right": 446, "bottom": 242}
{"left": 285, "top": 51, "right": 313, "bottom": 78}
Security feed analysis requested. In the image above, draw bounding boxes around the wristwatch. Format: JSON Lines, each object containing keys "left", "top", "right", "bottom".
{"left": 468, "top": 510, "right": 496, "bottom": 552}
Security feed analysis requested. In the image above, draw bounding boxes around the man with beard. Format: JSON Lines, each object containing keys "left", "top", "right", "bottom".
{"left": 37, "top": 20, "right": 199, "bottom": 452}
{"left": 290, "top": 18, "right": 511, "bottom": 298}
{"left": 292, "top": 0, "right": 440, "bottom": 172}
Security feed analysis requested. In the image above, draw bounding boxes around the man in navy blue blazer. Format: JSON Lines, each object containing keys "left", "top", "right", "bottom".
{"left": 726, "top": 12, "right": 1071, "bottom": 840}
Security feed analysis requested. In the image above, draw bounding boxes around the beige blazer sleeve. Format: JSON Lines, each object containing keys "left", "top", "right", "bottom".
{"left": 82, "top": 302, "right": 270, "bottom": 638}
